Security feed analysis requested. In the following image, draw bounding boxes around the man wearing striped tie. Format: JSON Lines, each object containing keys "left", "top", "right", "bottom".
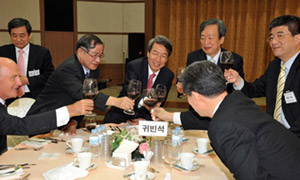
{"left": 226, "top": 15, "right": 300, "bottom": 138}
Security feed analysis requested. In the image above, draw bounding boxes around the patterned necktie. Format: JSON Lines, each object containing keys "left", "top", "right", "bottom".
{"left": 273, "top": 64, "right": 285, "bottom": 122}
{"left": 85, "top": 72, "right": 90, "bottom": 79}
{"left": 18, "top": 49, "right": 25, "bottom": 92}
{"left": 146, "top": 73, "right": 156, "bottom": 89}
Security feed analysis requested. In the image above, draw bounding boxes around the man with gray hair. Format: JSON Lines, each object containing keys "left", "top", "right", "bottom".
{"left": 180, "top": 60, "right": 300, "bottom": 179}
{"left": 153, "top": 19, "right": 244, "bottom": 130}
{"left": 104, "top": 35, "right": 174, "bottom": 124}
{"left": 27, "top": 34, "right": 134, "bottom": 134}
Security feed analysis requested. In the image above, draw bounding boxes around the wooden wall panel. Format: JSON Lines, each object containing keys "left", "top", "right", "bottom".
{"left": 98, "top": 64, "right": 124, "bottom": 86}
{"left": 44, "top": 31, "right": 75, "bottom": 68}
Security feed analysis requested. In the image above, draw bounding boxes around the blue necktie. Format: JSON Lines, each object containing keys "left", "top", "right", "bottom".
{"left": 85, "top": 72, "right": 90, "bottom": 79}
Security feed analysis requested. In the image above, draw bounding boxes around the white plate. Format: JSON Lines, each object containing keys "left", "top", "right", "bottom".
{"left": 66, "top": 147, "right": 89, "bottom": 155}
{"left": 174, "top": 162, "right": 201, "bottom": 172}
{"left": 127, "top": 171, "right": 155, "bottom": 180}
{"left": 192, "top": 148, "right": 214, "bottom": 156}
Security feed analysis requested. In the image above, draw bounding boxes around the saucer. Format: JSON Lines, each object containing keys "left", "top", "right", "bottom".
{"left": 127, "top": 171, "right": 155, "bottom": 180}
{"left": 66, "top": 147, "right": 89, "bottom": 154}
{"left": 74, "top": 163, "right": 98, "bottom": 171}
{"left": 174, "top": 162, "right": 200, "bottom": 172}
{"left": 192, "top": 148, "right": 213, "bottom": 155}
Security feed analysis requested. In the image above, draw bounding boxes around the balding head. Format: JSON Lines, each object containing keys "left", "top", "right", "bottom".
{"left": 0, "top": 57, "right": 22, "bottom": 100}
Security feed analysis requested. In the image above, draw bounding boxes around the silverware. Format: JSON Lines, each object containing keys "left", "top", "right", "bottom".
{"left": 18, "top": 173, "right": 31, "bottom": 180}
{"left": 0, "top": 163, "right": 36, "bottom": 167}
{"left": 149, "top": 166, "right": 159, "bottom": 173}
{"left": 204, "top": 149, "right": 214, "bottom": 154}
{"left": 15, "top": 146, "right": 43, "bottom": 151}
{"left": 123, "top": 173, "right": 134, "bottom": 178}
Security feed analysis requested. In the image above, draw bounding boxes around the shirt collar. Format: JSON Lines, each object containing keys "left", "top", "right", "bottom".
{"left": 206, "top": 49, "right": 221, "bottom": 63}
{"left": 148, "top": 65, "right": 160, "bottom": 78}
{"left": 212, "top": 98, "right": 224, "bottom": 117}
{"left": 82, "top": 65, "right": 90, "bottom": 75}
{"left": 15, "top": 43, "right": 30, "bottom": 54}
{"left": 0, "top": 98, "right": 5, "bottom": 105}
{"left": 283, "top": 51, "right": 300, "bottom": 71}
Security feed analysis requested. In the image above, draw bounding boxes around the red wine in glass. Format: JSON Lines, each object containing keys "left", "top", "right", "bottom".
{"left": 124, "top": 79, "right": 142, "bottom": 115}
{"left": 127, "top": 92, "right": 140, "bottom": 100}
{"left": 84, "top": 92, "right": 98, "bottom": 99}
{"left": 144, "top": 98, "right": 158, "bottom": 107}
{"left": 220, "top": 51, "right": 234, "bottom": 70}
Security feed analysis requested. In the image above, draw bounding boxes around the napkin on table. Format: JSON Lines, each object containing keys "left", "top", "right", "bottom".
{"left": 43, "top": 162, "right": 88, "bottom": 180}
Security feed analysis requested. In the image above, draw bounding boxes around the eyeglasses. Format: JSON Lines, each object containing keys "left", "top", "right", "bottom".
{"left": 267, "top": 32, "right": 288, "bottom": 43}
{"left": 83, "top": 50, "right": 105, "bottom": 60}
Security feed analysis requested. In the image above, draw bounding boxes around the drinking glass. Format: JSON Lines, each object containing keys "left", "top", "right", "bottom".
{"left": 142, "top": 88, "right": 158, "bottom": 111}
{"left": 176, "top": 67, "right": 185, "bottom": 98}
{"left": 155, "top": 84, "right": 167, "bottom": 103}
{"left": 82, "top": 78, "right": 98, "bottom": 131}
{"left": 162, "top": 140, "right": 181, "bottom": 177}
{"left": 220, "top": 51, "right": 234, "bottom": 70}
{"left": 123, "top": 79, "right": 142, "bottom": 115}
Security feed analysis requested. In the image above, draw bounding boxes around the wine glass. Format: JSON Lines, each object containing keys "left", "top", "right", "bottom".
{"left": 123, "top": 79, "right": 142, "bottom": 115}
{"left": 82, "top": 78, "right": 98, "bottom": 131}
{"left": 155, "top": 84, "right": 167, "bottom": 104}
{"left": 220, "top": 51, "right": 234, "bottom": 70}
{"left": 142, "top": 88, "right": 158, "bottom": 111}
{"left": 162, "top": 140, "right": 181, "bottom": 177}
{"left": 176, "top": 67, "right": 185, "bottom": 98}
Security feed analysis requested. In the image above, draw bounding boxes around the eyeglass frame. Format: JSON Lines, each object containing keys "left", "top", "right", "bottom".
{"left": 267, "top": 32, "right": 292, "bottom": 43}
{"left": 82, "top": 48, "right": 105, "bottom": 60}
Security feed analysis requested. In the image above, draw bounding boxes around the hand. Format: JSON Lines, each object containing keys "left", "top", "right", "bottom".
{"left": 108, "top": 96, "right": 135, "bottom": 110}
{"left": 67, "top": 99, "right": 94, "bottom": 118}
{"left": 151, "top": 107, "right": 174, "bottom": 122}
{"left": 176, "top": 82, "right": 184, "bottom": 94}
{"left": 61, "top": 119, "right": 77, "bottom": 135}
{"left": 224, "top": 69, "right": 242, "bottom": 86}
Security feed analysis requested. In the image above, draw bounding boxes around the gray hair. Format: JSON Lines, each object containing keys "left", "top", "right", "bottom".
{"left": 76, "top": 34, "right": 104, "bottom": 52}
{"left": 199, "top": 19, "right": 226, "bottom": 39}
{"left": 180, "top": 61, "right": 226, "bottom": 96}
{"left": 147, "top": 35, "right": 173, "bottom": 57}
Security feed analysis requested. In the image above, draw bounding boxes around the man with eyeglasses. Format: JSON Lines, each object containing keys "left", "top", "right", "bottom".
{"left": 27, "top": 35, "right": 134, "bottom": 134}
{"left": 226, "top": 15, "right": 300, "bottom": 137}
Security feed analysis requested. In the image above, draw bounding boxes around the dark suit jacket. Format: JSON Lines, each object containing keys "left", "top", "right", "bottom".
{"left": 209, "top": 91, "right": 300, "bottom": 180}
{"left": 27, "top": 54, "right": 109, "bottom": 124}
{"left": 0, "top": 103, "right": 57, "bottom": 154}
{"left": 103, "top": 57, "right": 174, "bottom": 123}
{"left": 241, "top": 54, "right": 300, "bottom": 137}
{"left": 181, "top": 48, "right": 244, "bottom": 130}
{"left": 0, "top": 43, "right": 54, "bottom": 100}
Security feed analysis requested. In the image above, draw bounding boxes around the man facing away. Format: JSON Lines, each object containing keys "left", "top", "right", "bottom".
{"left": 226, "top": 15, "right": 300, "bottom": 137}
{"left": 178, "top": 60, "right": 300, "bottom": 180}
{"left": 0, "top": 18, "right": 54, "bottom": 105}
{"left": 27, "top": 34, "right": 134, "bottom": 134}
{"left": 0, "top": 57, "right": 93, "bottom": 154}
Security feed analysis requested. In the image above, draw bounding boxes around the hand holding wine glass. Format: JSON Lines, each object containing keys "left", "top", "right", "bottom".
{"left": 176, "top": 67, "right": 185, "bottom": 98}
{"left": 155, "top": 84, "right": 167, "bottom": 104}
{"left": 220, "top": 51, "right": 234, "bottom": 70}
{"left": 123, "top": 79, "right": 142, "bottom": 115}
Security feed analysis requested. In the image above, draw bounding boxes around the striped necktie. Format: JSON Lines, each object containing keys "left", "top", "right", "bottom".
{"left": 273, "top": 64, "right": 285, "bottom": 122}
{"left": 147, "top": 73, "right": 156, "bottom": 89}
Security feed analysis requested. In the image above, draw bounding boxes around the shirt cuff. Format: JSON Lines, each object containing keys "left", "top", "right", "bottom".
{"left": 173, "top": 112, "right": 182, "bottom": 125}
{"left": 56, "top": 106, "right": 70, "bottom": 127}
{"left": 138, "top": 98, "right": 144, "bottom": 108}
{"left": 233, "top": 79, "right": 244, "bottom": 90}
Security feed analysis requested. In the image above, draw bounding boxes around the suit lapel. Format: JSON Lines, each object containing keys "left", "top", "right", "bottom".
{"left": 141, "top": 58, "right": 149, "bottom": 90}
{"left": 285, "top": 54, "right": 300, "bottom": 91}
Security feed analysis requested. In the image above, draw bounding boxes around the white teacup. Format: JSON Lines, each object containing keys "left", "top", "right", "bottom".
{"left": 77, "top": 152, "right": 92, "bottom": 169}
{"left": 180, "top": 152, "right": 199, "bottom": 170}
{"left": 66, "top": 137, "right": 84, "bottom": 153}
{"left": 133, "top": 160, "right": 150, "bottom": 180}
{"left": 196, "top": 138, "right": 209, "bottom": 154}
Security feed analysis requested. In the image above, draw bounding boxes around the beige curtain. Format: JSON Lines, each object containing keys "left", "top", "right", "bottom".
{"left": 154, "top": 0, "right": 300, "bottom": 82}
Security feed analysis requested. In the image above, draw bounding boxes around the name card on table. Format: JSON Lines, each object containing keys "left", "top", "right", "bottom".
{"left": 138, "top": 120, "right": 168, "bottom": 136}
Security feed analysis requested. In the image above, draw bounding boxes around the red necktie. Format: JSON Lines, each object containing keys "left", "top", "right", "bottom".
{"left": 147, "top": 73, "right": 156, "bottom": 89}
{"left": 18, "top": 49, "right": 25, "bottom": 92}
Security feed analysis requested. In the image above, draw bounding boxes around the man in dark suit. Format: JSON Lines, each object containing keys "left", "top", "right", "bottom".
{"left": 0, "top": 57, "right": 94, "bottom": 155}
{"left": 0, "top": 18, "right": 54, "bottom": 105}
{"left": 227, "top": 15, "right": 300, "bottom": 137}
{"left": 27, "top": 34, "right": 134, "bottom": 134}
{"left": 103, "top": 35, "right": 174, "bottom": 124}
{"left": 181, "top": 61, "right": 300, "bottom": 180}
{"left": 153, "top": 19, "right": 244, "bottom": 130}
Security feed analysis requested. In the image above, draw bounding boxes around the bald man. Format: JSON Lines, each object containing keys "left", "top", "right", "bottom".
{"left": 0, "top": 57, "right": 94, "bottom": 154}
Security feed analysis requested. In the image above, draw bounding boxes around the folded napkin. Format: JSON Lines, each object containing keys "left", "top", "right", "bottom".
{"left": 43, "top": 162, "right": 88, "bottom": 180}
{"left": 0, "top": 167, "right": 24, "bottom": 180}
{"left": 143, "top": 151, "right": 154, "bottom": 161}
{"left": 22, "top": 138, "right": 51, "bottom": 148}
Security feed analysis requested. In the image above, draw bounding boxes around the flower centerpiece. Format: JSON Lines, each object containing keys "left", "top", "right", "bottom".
{"left": 111, "top": 126, "right": 152, "bottom": 160}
